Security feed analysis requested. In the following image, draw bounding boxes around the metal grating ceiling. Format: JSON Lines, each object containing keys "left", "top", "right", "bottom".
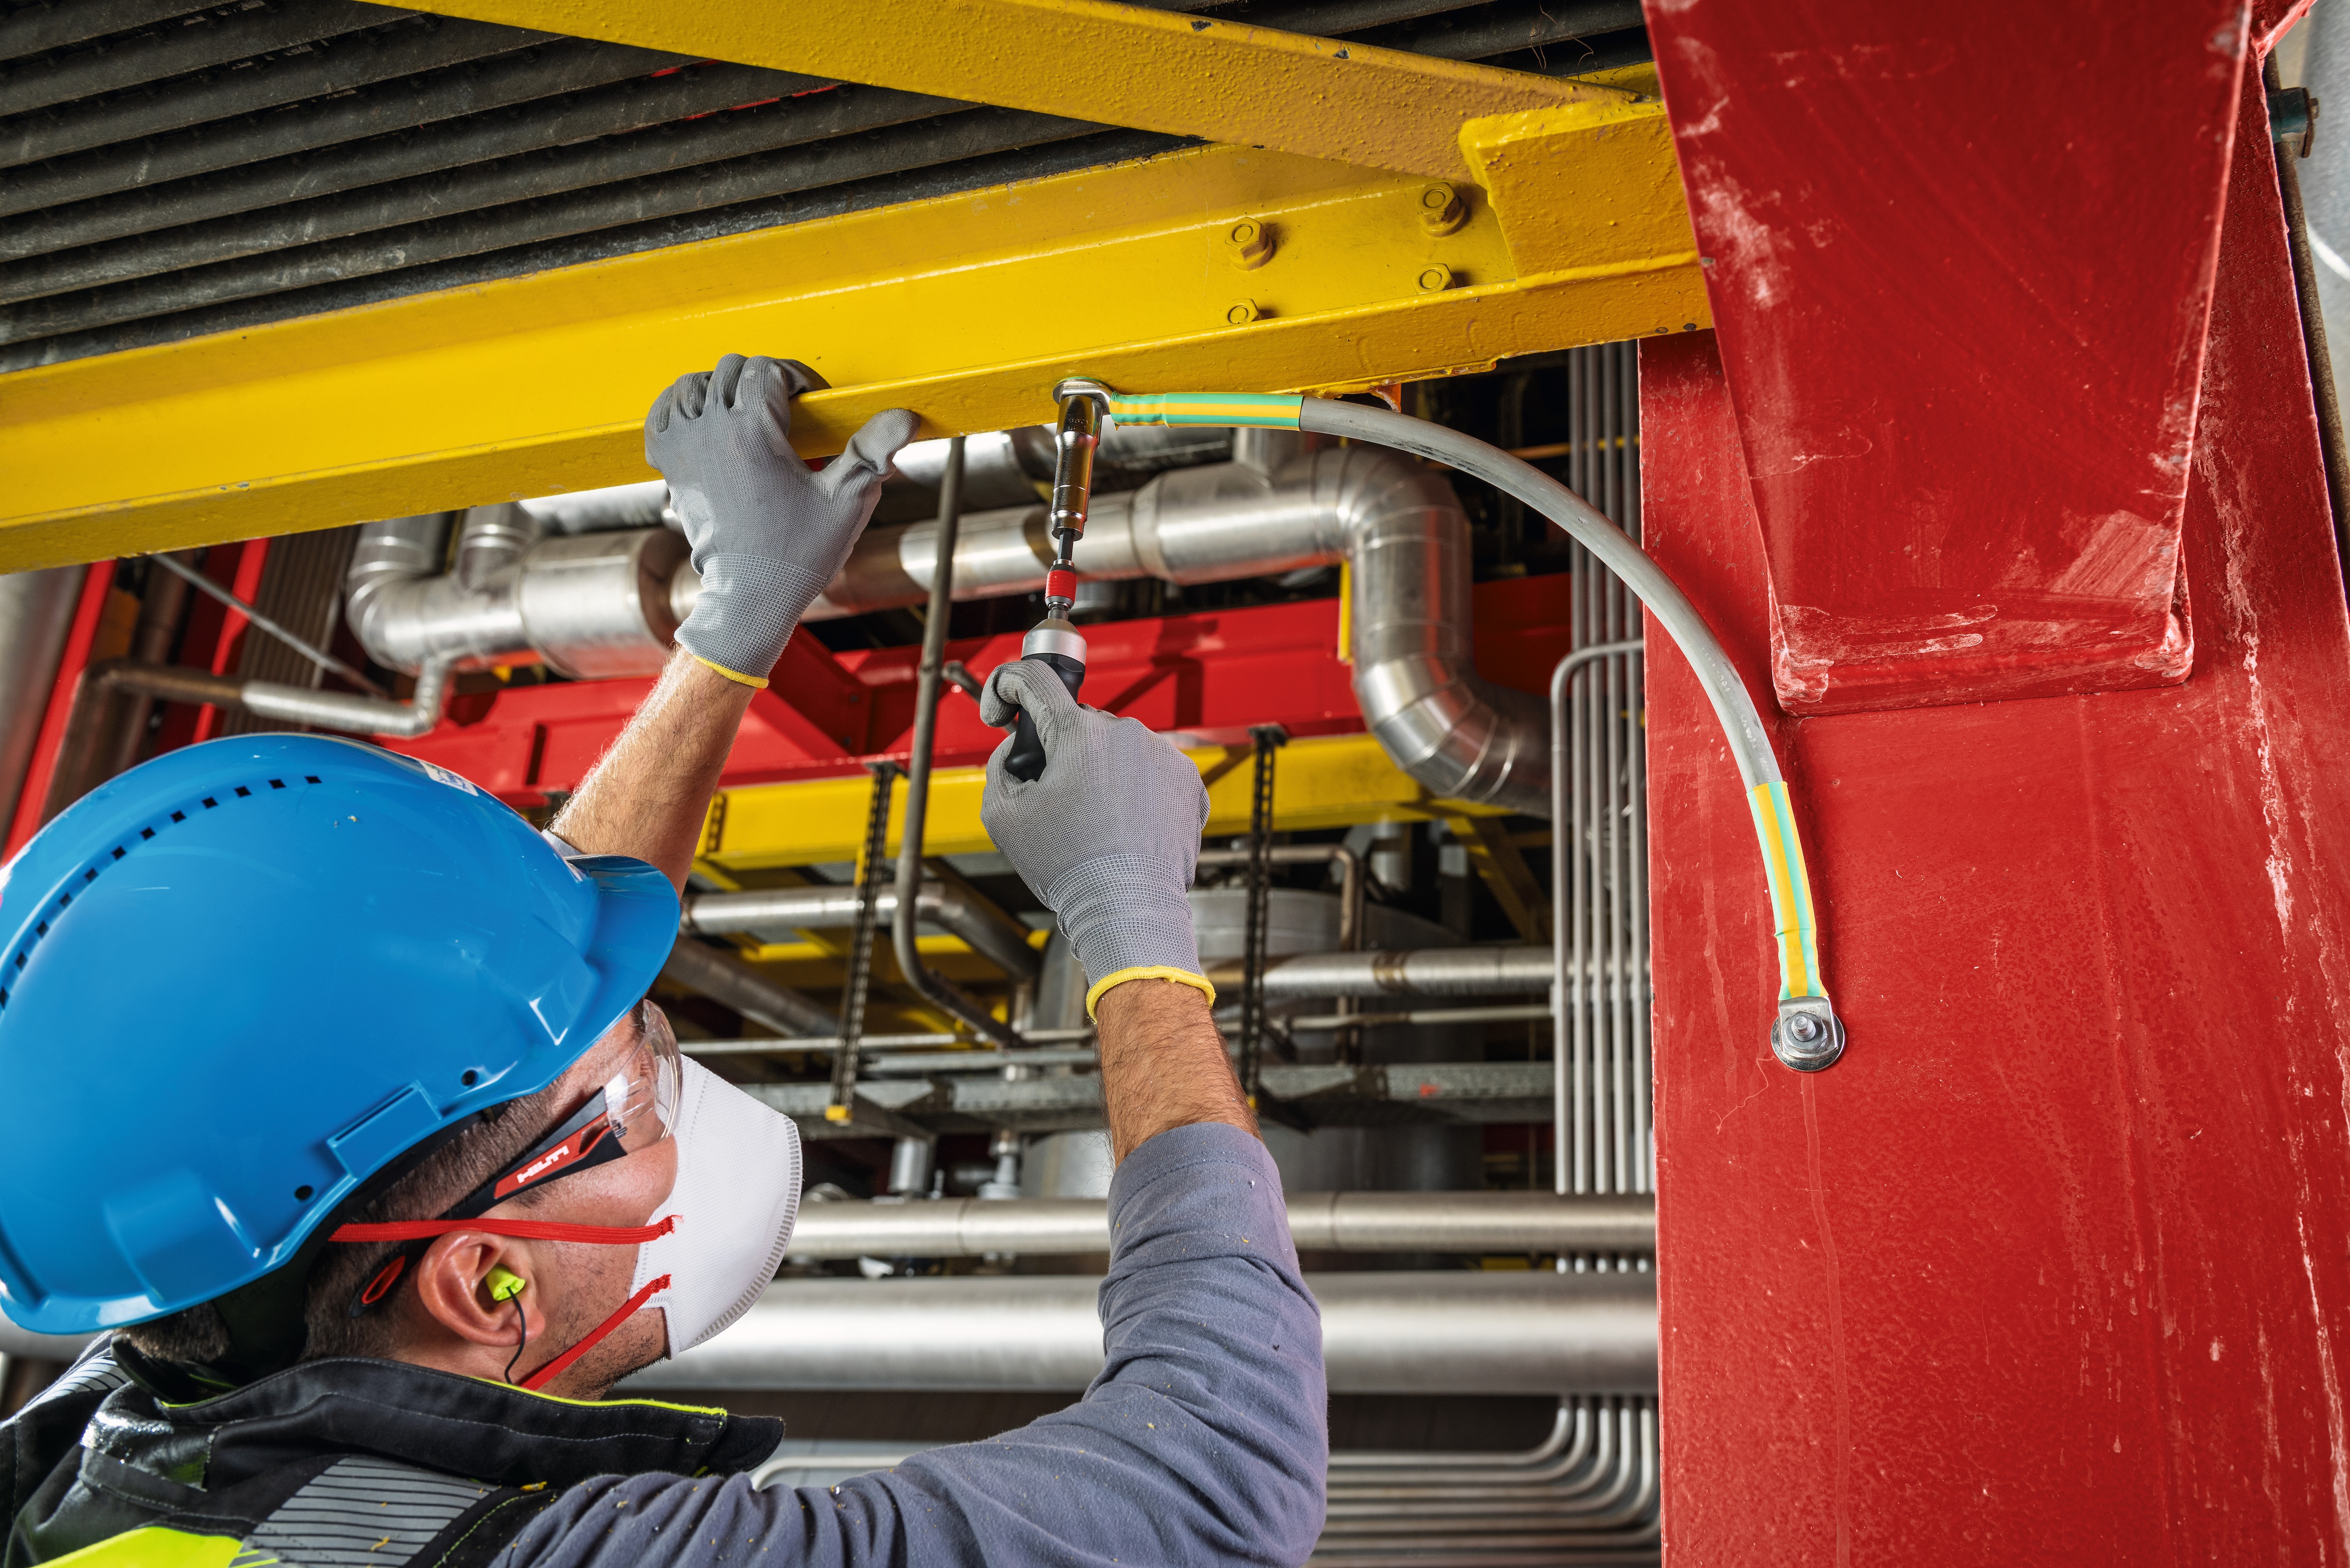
{"left": 0, "top": 0, "right": 1647, "bottom": 374}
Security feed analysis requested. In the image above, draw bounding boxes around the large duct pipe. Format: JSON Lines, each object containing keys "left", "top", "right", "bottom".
{"left": 354, "top": 438, "right": 1548, "bottom": 812}
{"left": 0, "top": 566, "right": 86, "bottom": 832}
{"left": 682, "top": 882, "right": 1042, "bottom": 983}
{"left": 625, "top": 1269, "right": 1656, "bottom": 1395}
{"left": 787, "top": 1190, "right": 1653, "bottom": 1259}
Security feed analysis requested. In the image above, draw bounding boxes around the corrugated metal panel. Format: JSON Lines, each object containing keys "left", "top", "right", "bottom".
{"left": 0, "top": 0, "right": 1646, "bottom": 372}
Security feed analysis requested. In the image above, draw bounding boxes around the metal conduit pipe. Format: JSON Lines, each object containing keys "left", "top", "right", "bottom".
{"left": 624, "top": 1270, "right": 1657, "bottom": 1395}
{"left": 681, "top": 882, "right": 1042, "bottom": 983}
{"left": 785, "top": 1190, "right": 1654, "bottom": 1259}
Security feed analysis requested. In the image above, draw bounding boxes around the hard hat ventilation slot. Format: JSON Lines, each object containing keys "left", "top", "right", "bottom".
{"left": 2, "top": 773, "right": 324, "bottom": 1016}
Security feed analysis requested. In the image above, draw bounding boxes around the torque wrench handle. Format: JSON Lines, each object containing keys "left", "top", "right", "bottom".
{"left": 1002, "top": 617, "right": 1087, "bottom": 783}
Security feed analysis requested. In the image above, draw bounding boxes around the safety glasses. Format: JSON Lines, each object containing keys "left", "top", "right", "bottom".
{"left": 337, "top": 999, "right": 682, "bottom": 1317}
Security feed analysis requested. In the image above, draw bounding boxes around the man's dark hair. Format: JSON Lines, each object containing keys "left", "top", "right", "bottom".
{"left": 116, "top": 1078, "right": 569, "bottom": 1365}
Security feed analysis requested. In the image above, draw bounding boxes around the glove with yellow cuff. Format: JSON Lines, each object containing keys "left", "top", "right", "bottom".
{"left": 645, "top": 353, "right": 918, "bottom": 686}
{"left": 980, "top": 661, "right": 1213, "bottom": 1017}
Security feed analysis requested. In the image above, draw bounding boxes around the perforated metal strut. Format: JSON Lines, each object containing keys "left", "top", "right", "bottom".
{"left": 1238, "top": 723, "right": 1289, "bottom": 1103}
{"left": 829, "top": 759, "right": 901, "bottom": 1121}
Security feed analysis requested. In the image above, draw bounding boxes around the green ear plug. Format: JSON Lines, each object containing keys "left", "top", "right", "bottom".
{"left": 486, "top": 1266, "right": 528, "bottom": 1303}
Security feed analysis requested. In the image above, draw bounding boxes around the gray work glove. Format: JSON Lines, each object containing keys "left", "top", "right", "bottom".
{"left": 981, "top": 660, "right": 1210, "bottom": 999}
{"left": 645, "top": 354, "right": 919, "bottom": 682}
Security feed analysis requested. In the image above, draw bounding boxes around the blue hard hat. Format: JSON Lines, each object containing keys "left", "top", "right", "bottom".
{"left": 0, "top": 734, "right": 678, "bottom": 1335}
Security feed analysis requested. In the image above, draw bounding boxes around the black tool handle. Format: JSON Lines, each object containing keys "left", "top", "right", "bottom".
{"left": 1003, "top": 651, "right": 1087, "bottom": 782}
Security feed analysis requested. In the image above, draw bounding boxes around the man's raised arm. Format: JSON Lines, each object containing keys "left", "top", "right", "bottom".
{"left": 550, "top": 355, "right": 915, "bottom": 886}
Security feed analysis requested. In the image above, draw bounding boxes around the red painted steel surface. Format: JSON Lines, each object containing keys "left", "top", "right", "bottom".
{"left": 1642, "top": 78, "right": 2350, "bottom": 1565}
{"left": 385, "top": 575, "right": 1578, "bottom": 804}
{"left": 1643, "top": 0, "right": 2249, "bottom": 716}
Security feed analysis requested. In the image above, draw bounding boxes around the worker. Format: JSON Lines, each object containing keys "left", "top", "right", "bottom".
{"left": 0, "top": 357, "right": 1327, "bottom": 1566}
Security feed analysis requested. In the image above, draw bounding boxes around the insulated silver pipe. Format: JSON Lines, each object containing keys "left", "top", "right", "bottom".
{"left": 628, "top": 1270, "right": 1656, "bottom": 1394}
{"left": 785, "top": 1190, "right": 1653, "bottom": 1259}
{"left": 391, "top": 437, "right": 1546, "bottom": 814}
{"left": 345, "top": 508, "right": 688, "bottom": 679}
{"left": 682, "top": 882, "right": 1041, "bottom": 983}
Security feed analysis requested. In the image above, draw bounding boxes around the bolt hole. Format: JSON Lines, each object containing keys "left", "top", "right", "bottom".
{"left": 462, "top": 1069, "right": 479, "bottom": 1086}
{"left": 294, "top": 1185, "right": 313, "bottom": 1201}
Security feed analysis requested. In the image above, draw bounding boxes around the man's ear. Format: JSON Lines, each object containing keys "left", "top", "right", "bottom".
{"left": 410, "top": 1232, "right": 544, "bottom": 1350}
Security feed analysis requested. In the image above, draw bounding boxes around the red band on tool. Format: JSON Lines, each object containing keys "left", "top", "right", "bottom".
{"left": 519, "top": 1273, "right": 671, "bottom": 1392}
{"left": 332, "top": 1216, "right": 676, "bottom": 1246}
{"left": 1046, "top": 568, "right": 1076, "bottom": 601}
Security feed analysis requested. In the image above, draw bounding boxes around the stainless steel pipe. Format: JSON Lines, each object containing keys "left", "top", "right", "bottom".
{"left": 682, "top": 882, "right": 1041, "bottom": 983}
{"left": 1205, "top": 944, "right": 1580, "bottom": 1001}
{"left": 627, "top": 1270, "right": 1657, "bottom": 1395}
{"left": 785, "top": 1190, "right": 1654, "bottom": 1259}
{"left": 366, "top": 436, "right": 1547, "bottom": 813}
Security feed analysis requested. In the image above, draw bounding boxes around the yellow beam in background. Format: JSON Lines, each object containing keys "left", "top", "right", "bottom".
{"left": 695, "top": 733, "right": 1508, "bottom": 878}
{"left": 409, "top": 0, "right": 1630, "bottom": 181}
{"left": 0, "top": 135, "right": 1703, "bottom": 571}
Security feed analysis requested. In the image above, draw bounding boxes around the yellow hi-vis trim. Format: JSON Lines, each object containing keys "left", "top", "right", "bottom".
{"left": 48, "top": 1526, "right": 243, "bottom": 1567}
{"left": 1085, "top": 966, "right": 1219, "bottom": 1020}
{"left": 1747, "top": 781, "right": 1824, "bottom": 1001}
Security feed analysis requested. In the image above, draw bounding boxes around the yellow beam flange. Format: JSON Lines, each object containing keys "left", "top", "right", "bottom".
{"left": 698, "top": 733, "right": 1507, "bottom": 875}
{"left": 0, "top": 138, "right": 1704, "bottom": 571}
{"left": 410, "top": 0, "right": 1630, "bottom": 181}
{"left": 1459, "top": 98, "right": 1694, "bottom": 280}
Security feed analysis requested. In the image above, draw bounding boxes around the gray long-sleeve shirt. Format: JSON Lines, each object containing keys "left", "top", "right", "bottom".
{"left": 494, "top": 1122, "right": 1328, "bottom": 1567}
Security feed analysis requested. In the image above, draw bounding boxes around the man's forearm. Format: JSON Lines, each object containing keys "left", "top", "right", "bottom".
{"left": 548, "top": 650, "right": 753, "bottom": 889}
{"left": 1094, "top": 980, "right": 1257, "bottom": 1161}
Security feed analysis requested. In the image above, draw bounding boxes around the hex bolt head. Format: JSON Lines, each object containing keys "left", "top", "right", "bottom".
{"left": 1418, "top": 182, "right": 1468, "bottom": 236}
{"left": 1787, "top": 1014, "right": 1822, "bottom": 1044}
{"left": 1225, "top": 217, "right": 1275, "bottom": 270}
{"left": 1226, "top": 299, "right": 1261, "bottom": 326}
{"left": 1417, "top": 264, "right": 1456, "bottom": 293}
{"left": 1770, "top": 1006, "right": 1845, "bottom": 1072}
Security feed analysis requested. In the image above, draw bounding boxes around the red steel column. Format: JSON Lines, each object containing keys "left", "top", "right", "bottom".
{"left": 1643, "top": 71, "right": 2350, "bottom": 1565}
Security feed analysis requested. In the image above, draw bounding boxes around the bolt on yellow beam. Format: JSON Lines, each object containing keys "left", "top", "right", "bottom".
{"left": 0, "top": 136, "right": 1704, "bottom": 572}
{"left": 407, "top": 0, "right": 1632, "bottom": 180}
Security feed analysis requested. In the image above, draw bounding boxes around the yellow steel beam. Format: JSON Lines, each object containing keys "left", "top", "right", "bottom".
{"left": 408, "top": 0, "right": 1630, "bottom": 181}
{"left": 694, "top": 733, "right": 1508, "bottom": 879}
{"left": 0, "top": 130, "right": 1702, "bottom": 571}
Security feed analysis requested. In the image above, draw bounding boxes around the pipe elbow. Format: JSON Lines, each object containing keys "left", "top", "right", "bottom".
{"left": 1325, "top": 447, "right": 1552, "bottom": 818}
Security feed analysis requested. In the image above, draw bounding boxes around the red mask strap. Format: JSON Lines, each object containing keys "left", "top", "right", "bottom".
{"left": 331, "top": 1216, "right": 675, "bottom": 1246}
{"left": 518, "top": 1272, "right": 670, "bottom": 1393}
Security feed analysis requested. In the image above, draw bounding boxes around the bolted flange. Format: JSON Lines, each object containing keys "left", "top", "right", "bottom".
{"left": 1770, "top": 998, "right": 1845, "bottom": 1072}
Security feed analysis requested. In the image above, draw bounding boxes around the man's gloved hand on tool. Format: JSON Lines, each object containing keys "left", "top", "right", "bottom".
{"left": 981, "top": 660, "right": 1214, "bottom": 1020}
{"left": 646, "top": 352, "right": 919, "bottom": 687}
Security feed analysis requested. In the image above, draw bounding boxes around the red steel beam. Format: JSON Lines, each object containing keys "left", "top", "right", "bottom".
{"left": 1644, "top": 0, "right": 2250, "bottom": 716}
{"left": 1642, "top": 68, "right": 2350, "bottom": 1564}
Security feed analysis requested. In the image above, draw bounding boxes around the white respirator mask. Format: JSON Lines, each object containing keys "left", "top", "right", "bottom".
{"left": 628, "top": 1055, "right": 803, "bottom": 1355}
